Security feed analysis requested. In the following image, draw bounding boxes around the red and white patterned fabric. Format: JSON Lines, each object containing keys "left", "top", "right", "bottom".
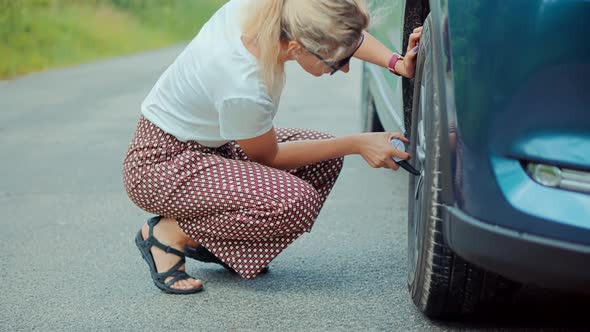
{"left": 123, "top": 116, "right": 343, "bottom": 279}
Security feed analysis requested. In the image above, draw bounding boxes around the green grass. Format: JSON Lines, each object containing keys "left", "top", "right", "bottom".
{"left": 0, "top": 0, "right": 226, "bottom": 79}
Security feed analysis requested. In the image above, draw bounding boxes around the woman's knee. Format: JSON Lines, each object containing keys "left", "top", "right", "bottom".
{"left": 278, "top": 128, "right": 336, "bottom": 142}
{"left": 331, "top": 155, "right": 344, "bottom": 174}
{"left": 266, "top": 182, "right": 322, "bottom": 229}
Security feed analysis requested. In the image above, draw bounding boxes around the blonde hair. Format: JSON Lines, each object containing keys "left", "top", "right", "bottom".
{"left": 241, "top": 0, "right": 370, "bottom": 98}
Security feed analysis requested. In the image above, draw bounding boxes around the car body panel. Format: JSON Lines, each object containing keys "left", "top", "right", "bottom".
{"left": 364, "top": 0, "right": 590, "bottom": 287}
{"left": 445, "top": 0, "right": 590, "bottom": 244}
{"left": 362, "top": 0, "right": 407, "bottom": 133}
{"left": 491, "top": 155, "right": 590, "bottom": 229}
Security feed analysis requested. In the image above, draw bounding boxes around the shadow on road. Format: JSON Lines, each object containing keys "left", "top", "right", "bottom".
{"left": 435, "top": 286, "right": 590, "bottom": 330}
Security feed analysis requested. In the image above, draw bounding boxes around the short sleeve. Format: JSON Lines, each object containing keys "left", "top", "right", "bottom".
{"left": 217, "top": 97, "right": 275, "bottom": 140}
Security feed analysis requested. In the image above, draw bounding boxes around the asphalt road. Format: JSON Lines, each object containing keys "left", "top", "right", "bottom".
{"left": 0, "top": 45, "right": 588, "bottom": 331}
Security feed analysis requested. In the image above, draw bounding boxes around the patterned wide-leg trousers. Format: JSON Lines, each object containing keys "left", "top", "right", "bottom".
{"left": 123, "top": 116, "right": 344, "bottom": 279}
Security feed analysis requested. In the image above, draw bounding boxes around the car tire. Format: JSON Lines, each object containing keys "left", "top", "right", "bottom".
{"left": 407, "top": 14, "right": 520, "bottom": 318}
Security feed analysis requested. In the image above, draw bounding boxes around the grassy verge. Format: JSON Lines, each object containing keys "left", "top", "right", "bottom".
{"left": 0, "top": 0, "right": 226, "bottom": 79}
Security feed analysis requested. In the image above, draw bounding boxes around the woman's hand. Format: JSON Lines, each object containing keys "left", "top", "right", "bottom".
{"left": 356, "top": 132, "right": 411, "bottom": 171}
{"left": 400, "top": 26, "right": 423, "bottom": 78}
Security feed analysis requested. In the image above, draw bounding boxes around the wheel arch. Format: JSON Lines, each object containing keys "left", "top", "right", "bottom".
{"left": 402, "top": 0, "right": 429, "bottom": 136}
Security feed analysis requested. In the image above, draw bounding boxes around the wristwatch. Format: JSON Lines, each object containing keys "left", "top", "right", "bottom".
{"left": 388, "top": 53, "right": 403, "bottom": 76}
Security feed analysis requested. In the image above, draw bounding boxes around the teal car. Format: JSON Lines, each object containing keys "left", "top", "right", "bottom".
{"left": 362, "top": 0, "right": 590, "bottom": 318}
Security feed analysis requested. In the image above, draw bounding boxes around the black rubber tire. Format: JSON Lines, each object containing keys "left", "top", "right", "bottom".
{"left": 406, "top": 14, "right": 520, "bottom": 319}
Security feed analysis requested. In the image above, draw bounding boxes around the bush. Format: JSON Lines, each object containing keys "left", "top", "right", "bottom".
{"left": 0, "top": 0, "right": 226, "bottom": 78}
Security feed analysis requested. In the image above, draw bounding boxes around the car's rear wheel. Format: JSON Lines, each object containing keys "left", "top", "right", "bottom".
{"left": 364, "top": 94, "right": 384, "bottom": 132}
{"left": 407, "top": 14, "right": 520, "bottom": 319}
{"left": 361, "top": 63, "right": 384, "bottom": 133}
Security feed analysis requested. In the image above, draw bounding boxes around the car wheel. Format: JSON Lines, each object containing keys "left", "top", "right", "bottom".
{"left": 407, "top": 14, "right": 519, "bottom": 318}
{"left": 365, "top": 95, "right": 384, "bottom": 132}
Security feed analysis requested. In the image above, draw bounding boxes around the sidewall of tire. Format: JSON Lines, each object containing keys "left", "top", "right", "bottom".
{"left": 407, "top": 14, "right": 445, "bottom": 314}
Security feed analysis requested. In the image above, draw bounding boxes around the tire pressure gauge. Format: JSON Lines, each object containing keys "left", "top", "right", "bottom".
{"left": 391, "top": 138, "right": 420, "bottom": 176}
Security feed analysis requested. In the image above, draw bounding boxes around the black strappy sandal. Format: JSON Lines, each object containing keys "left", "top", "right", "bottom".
{"left": 135, "top": 216, "right": 203, "bottom": 294}
{"left": 184, "top": 244, "right": 269, "bottom": 275}
{"left": 184, "top": 245, "right": 235, "bottom": 271}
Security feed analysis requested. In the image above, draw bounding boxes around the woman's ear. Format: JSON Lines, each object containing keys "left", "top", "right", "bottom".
{"left": 286, "top": 40, "right": 303, "bottom": 60}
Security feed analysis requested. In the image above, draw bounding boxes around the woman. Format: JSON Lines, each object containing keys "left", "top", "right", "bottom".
{"left": 124, "top": 0, "right": 422, "bottom": 294}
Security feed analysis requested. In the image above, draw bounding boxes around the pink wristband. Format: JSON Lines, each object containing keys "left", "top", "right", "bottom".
{"left": 388, "top": 53, "right": 403, "bottom": 76}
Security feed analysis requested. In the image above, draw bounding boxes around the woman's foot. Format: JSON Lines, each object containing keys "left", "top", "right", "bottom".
{"left": 140, "top": 218, "right": 203, "bottom": 291}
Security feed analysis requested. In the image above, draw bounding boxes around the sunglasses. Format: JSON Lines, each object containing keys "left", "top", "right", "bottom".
{"left": 300, "top": 33, "right": 365, "bottom": 75}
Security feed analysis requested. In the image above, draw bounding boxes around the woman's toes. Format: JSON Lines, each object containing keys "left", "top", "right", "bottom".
{"left": 185, "top": 280, "right": 195, "bottom": 289}
{"left": 167, "top": 278, "right": 185, "bottom": 289}
{"left": 168, "top": 278, "right": 201, "bottom": 290}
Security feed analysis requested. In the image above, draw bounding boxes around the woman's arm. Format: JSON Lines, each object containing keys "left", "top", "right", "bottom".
{"left": 237, "top": 29, "right": 421, "bottom": 171}
{"left": 237, "top": 127, "right": 410, "bottom": 171}
{"left": 352, "top": 32, "right": 394, "bottom": 69}
{"left": 353, "top": 29, "right": 422, "bottom": 78}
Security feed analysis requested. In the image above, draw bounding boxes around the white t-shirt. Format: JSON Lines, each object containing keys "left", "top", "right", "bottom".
{"left": 141, "top": 0, "right": 279, "bottom": 147}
